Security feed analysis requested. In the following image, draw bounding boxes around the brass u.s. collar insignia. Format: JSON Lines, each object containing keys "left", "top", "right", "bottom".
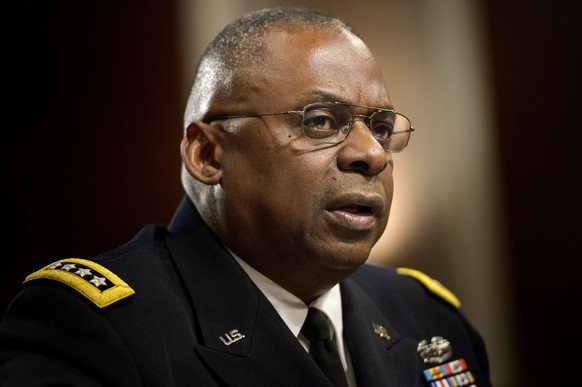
{"left": 417, "top": 336, "right": 453, "bottom": 364}
{"left": 219, "top": 329, "right": 246, "bottom": 346}
{"left": 372, "top": 323, "right": 391, "bottom": 341}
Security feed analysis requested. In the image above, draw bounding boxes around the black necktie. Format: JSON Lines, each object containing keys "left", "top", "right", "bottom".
{"left": 301, "top": 307, "right": 349, "bottom": 387}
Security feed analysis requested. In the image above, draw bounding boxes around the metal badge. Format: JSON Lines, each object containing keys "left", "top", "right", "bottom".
{"left": 417, "top": 336, "right": 452, "bottom": 364}
{"left": 219, "top": 329, "right": 245, "bottom": 346}
{"left": 372, "top": 323, "right": 391, "bottom": 341}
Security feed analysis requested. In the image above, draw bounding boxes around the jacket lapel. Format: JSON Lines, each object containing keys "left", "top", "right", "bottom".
{"left": 165, "top": 197, "right": 332, "bottom": 386}
{"left": 341, "top": 279, "right": 423, "bottom": 386}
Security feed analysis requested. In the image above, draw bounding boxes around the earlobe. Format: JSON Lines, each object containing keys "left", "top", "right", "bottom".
{"left": 181, "top": 122, "right": 222, "bottom": 185}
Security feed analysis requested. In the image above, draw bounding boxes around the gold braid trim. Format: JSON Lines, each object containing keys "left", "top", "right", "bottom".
{"left": 25, "top": 258, "right": 135, "bottom": 308}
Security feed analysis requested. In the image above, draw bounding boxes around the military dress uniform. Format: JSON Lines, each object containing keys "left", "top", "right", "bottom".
{"left": 0, "top": 196, "right": 491, "bottom": 386}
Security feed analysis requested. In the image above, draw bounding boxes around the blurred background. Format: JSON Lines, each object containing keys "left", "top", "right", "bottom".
{"left": 4, "top": 1, "right": 580, "bottom": 386}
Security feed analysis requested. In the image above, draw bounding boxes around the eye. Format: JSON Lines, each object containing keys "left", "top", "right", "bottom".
{"left": 302, "top": 108, "right": 339, "bottom": 139}
{"left": 370, "top": 111, "right": 395, "bottom": 141}
{"left": 370, "top": 121, "right": 394, "bottom": 140}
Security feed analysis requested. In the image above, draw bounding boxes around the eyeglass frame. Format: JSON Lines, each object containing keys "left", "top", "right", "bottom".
{"left": 203, "top": 101, "right": 415, "bottom": 153}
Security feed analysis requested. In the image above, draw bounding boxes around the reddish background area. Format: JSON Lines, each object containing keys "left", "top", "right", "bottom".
{"left": 3, "top": 2, "right": 581, "bottom": 386}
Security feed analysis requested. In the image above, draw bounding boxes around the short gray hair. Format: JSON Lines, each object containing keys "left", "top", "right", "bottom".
{"left": 183, "top": 7, "right": 356, "bottom": 129}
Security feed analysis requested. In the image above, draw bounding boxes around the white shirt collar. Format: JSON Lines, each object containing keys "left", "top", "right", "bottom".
{"left": 229, "top": 250, "right": 356, "bottom": 386}
{"left": 229, "top": 252, "right": 344, "bottom": 352}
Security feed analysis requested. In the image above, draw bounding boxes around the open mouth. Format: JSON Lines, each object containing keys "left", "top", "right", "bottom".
{"left": 325, "top": 194, "right": 383, "bottom": 231}
{"left": 326, "top": 193, "right": 383, "bottom": 217}
{"left": 330, "top": 204, "right": 373, "bottom": 215}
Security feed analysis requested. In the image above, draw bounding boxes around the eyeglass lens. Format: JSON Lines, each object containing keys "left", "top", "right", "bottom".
{"left": 301, "top": 103, "right": 411, "bottom": 152}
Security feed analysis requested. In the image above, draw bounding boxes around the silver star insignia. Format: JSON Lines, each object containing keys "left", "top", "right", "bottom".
{"left": 89, "top": 276, "right": 107, "bottom": 288}
{"left": 61, "top": 264, "right": 77, "bottom": 271}
{"left": 49, "top": 263, "right": 62, "bottom": 270}
{"left": 75, "top": 268, "right": 92, "bottom": 277}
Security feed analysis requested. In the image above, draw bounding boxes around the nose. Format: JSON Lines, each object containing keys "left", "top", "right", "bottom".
{"left": 336, "top": 120, "right": 390, "bottom": 175}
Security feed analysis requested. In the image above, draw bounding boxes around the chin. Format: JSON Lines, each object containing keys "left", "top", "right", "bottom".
{"left": 322, "top": 245, "right": 372, "bottom": 270}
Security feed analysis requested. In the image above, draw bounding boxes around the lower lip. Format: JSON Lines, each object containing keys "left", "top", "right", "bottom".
{"left": 325, "top": 209, "right": 377, "bottom": 231}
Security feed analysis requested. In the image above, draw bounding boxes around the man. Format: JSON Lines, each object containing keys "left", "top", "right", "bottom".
{"left": 0, "top": 7, "right": 491, "bottom": 386}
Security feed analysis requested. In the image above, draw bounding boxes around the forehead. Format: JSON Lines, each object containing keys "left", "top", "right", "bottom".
{"left": 249, "top": 26, "right": 391, "bottom": 109}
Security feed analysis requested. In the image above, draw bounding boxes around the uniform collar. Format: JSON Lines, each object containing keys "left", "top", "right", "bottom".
{"left": 229, "top": 250, "right": 350, "bottom": 374}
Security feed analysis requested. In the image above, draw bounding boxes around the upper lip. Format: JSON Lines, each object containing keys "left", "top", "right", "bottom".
{"left": 325, "top": 192, "right": 384, "bottom": 216}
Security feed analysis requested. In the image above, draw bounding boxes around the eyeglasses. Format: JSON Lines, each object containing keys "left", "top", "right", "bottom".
{"left": 205, "top": 101, "right": 415, "bottom": 153}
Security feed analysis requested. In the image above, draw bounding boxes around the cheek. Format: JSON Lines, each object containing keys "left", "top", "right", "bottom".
{"left": 256, "top": 154, "right": 332, "bottom": 227}
{"left": 263, "top": 157, "right": 327, "bottom": 202}
{"left": 222, "top": 125, "right": 336, "bottom": 217}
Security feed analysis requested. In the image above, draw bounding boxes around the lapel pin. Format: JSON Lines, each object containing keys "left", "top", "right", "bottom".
{"left": 372, "top": 323, "right": 391, "bottom": 341}
{"left": 417, "top": 336, "right": 452, "bottom": 364}
{"left": 219, "top": 329, "right": 245, "bottom": 346}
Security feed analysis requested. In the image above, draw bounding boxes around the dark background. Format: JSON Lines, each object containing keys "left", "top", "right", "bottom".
{"left": 3, "top": 2, "right": 581, "bottom": 386}
{"left": 482, "top": 1, "right": 581, "bottom": 385}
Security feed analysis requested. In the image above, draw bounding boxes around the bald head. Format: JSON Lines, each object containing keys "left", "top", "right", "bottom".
{"left": 183, "top": 7, "right": 358, "bottom": 129}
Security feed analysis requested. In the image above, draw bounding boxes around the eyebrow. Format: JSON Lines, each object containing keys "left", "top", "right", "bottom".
{"left": 303, "top": 91, "right": 348, "bottom": 105}
{"left": 301, "top": 90, "right": 393, "bottom": 110}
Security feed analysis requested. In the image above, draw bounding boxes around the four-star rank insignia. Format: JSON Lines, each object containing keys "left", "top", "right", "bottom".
{"left": 24, "top": 258, "right": 135, "bottom": 308}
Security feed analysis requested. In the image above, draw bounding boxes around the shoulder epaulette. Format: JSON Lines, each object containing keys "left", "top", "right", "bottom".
{"left": 24, "top": 258, "right": 135, "bottom": 309}
{"left": 396, "top": 267, "right": 461, "bottom": 309}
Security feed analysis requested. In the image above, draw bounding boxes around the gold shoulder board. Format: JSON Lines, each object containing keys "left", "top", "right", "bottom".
{"left": 396, "top": 267, "right": 461, "bottom": 309}
{"left": 24, "top": 258, "right": 135, "bottom": 309}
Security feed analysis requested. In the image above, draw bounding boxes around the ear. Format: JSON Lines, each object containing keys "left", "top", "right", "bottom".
{"left": 181, "top": 122, "right": 223, "bottom": 185}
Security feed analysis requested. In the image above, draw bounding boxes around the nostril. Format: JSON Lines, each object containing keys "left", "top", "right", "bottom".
{"left": 349, "top": 160, "right": 370, "bottom": 172}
